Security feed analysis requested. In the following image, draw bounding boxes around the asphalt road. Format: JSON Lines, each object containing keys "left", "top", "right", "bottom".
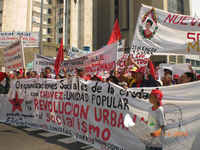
{"left": 0, "top": 123, "right": 96, "bottom": 150}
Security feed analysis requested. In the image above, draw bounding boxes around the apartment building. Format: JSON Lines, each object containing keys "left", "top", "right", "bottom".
{"left": 32, "top": 0, "right": 54, "bottom": 43}
{"left": 59, "top": 0, "right": 191, "bottom": 50}
{"left": 0, "top": 0, "right": 3, "bottom": 32}
{"left": 1, "top": 0, "right": 56, "bottom": 44}
{"left": 92, "top": 0, "right": 191, "bottom": 50}
{"left": 0, "top": 0, "right": 191, "bottom": 60}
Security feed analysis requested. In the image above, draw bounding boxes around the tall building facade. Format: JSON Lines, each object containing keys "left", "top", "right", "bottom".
{"left": 0, "top": 0, "right": 191, "bottom": 57}
{"left": 57, "top": 0, "right": 191, "bottom": 51}
{"left": 92, "top": 0, "right": 191, "bottom": 50}
{"left": 1, "top": 0, "right": 57, "bottom": 45}
{"left": 31, "top": 0, "right": 55, "bottom": 43}
{"left": 0, "top": 0, "right": 3, "bottom": 32}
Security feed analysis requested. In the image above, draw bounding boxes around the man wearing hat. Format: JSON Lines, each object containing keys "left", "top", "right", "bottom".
{"left": 146, "top": 89, "right": 165, "bottom": 150}
{"left": 128, "top": 67, "right": 137, "bottom": 87}
{"left": 161, "top": 68, "right": 173, "bottom": 86}
{"left": 131, "top": 67, "right": 147, "bottom": 87}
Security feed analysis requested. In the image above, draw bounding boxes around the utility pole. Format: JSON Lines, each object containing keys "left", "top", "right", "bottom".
{"left": 64, "top": 0, "right": 69, "bottom": 52}
{"left": 39, "top": 0, "right": 44, "bottom": 55}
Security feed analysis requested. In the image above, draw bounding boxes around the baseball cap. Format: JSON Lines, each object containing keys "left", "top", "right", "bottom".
{"left": 163, "top": 67, "right": 173, "bottom": 75}
{"left": 130, "top": 67, "right": 137, "bottom": 72}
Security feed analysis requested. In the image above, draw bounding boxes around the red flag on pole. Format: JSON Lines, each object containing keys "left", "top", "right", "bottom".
{"left": 148, "top": 60, "right": 156, "bottom": 80}
{"left": 107, "top": 19, "right": 122, "bottom": 45}
{"left": 54, "top": 39, "right": 64, "bottom": 76}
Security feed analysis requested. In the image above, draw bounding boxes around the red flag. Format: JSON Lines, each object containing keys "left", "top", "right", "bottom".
{"left": 107, "top": 19, "right": 122, "bottom": 45}
{"left": 148, "top": 60, "right": 156, "bottom": 80}
{"left": 54, "top": 39, "right": 64, "bottom": 76}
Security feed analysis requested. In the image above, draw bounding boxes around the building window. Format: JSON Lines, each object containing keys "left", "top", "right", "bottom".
{"left": 47, "top": 38, "right": 51, "bottom": 42}
{"left": 48, "top": 18, "right": 51, "bottom": 24}
{"left": 115, "top": 0, "right": 129, "bottom": 31}
{"left": 58, "top": 0, "right": 64, "bottom": 4}
{"left": 47, "top": 28, "right": 51, "bottom": 34}
{"left": 59, "top": 8, "right": 63, "bottom": 15}
{"left": 177, "top": 56, "right": 184, "bottom": 63}
{"left": 48, "top": 8, "right": 51, "bottom": 14}
{"left": 58, "top": 17, "right": 63, "bottom": 25}
{"left": 196, "top": 61, "right": 200, "bottom": 67}
{"left": 168, "top": 0, "right": 184, "bottom": 14}
{"left": 48, "top": 0, "right": 52, "bottom": 4}
{"left": 59, "top": 27, "right": 63, "bottom": 33}
{"left": 169, "top": 55, "right": 176, "bottom": 64}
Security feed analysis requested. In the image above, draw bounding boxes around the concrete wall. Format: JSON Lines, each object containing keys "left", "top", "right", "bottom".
{"left": 183, "top": 0, "right": 191, "bottom": 15}
{"left": 70, "top": 0, "right": 79, "bottom": 48}
{"left": 2, "top": 0, "right": 28, "bottom": 32}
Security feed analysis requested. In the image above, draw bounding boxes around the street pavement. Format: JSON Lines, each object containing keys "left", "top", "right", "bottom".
{"left": 0, "top": 123, "right": 96, "bottom": 150}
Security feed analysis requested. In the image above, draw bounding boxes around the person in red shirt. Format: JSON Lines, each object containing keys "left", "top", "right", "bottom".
{"left": 44, "top": 67, "right": 53, "bottom": 78}
{"left": 131, "top": 67, "right": 146, "bottom": 88}
{"left": 76, "top": 68, "right": 91, "bottom": 81}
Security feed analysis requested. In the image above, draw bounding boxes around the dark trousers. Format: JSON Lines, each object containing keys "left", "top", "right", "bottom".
{"left": 145, "top": 146, "right": 162, "bottom": 150}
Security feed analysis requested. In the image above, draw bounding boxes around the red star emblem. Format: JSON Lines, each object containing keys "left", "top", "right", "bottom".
{"left": 9, "top": 92, "right": 24, "bottom": 112}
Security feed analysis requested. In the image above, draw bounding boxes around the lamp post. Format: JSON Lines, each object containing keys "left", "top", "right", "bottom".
{"left": 39, "top": 0, "right": 44, "bottom": 55}
{"left": 64, "top": 0, "right": 69, "bottom": 53}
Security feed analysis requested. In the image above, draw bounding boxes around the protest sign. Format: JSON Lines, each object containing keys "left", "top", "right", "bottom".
{"left": 132, "top": 4, "right": 200, "bottom": 61}
{"left": 4, "top": 40, "right": 25, "bottom": 72}
{"left": 33, "top": 43, "right": 117, "bottom": 74}
{"left": 64, "top": 42, "right": 118, "bottom": 73}
{"left": 0, "top": 78, "right": 200, "bottom": 150}
{"left": 33, "top": 54, "right": 55, "bottom": 73}
{"left": 0, "top": 32, "right": 39, "bottom": 48}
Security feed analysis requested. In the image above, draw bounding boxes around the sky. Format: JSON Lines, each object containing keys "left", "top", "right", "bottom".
{"left": 191, "top": 0, "right": 200, "bottom": 17}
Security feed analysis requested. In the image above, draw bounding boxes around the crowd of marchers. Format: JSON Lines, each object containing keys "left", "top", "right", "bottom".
{"left": 1, "top": 55, "right": 200, "bottom": 91}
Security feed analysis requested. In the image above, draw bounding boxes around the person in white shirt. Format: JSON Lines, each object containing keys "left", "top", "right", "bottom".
{"left": 146, "top": 89, "right": 166, "bottom": 150}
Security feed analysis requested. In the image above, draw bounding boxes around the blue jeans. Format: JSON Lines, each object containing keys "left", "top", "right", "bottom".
{"left": 145, "top": 146, "right": 162, "bottom": 150}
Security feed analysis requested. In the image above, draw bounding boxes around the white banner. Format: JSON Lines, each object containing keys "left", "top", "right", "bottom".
{"left": 64, "top": 42, "right": 118, "bottom": 73}
{"left": 0, "top": 32, "right": 39, "bottom": 48}
{"left": 33, "top": 42, "right": 118, "bottom": 74}
{"left": 33, "top": 54, "right": 55, "bottom": 73}
{"left": 4, "top": 40, "right": 25, "bottom": 72}
{"left": 132, "top": 5, "right": 200, "bottom": 56}
{"left": 1, "top": 79, "right": 200, "bottom": 150}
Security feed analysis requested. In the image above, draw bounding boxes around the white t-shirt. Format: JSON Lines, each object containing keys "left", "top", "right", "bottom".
{"left": 147, "top": 106, "right": 166, "bottom": 147}
{"left": 148, "top": 106, "right": 165, "bottom": 132}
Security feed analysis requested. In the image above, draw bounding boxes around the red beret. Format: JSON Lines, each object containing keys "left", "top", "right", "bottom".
{"left": 150, "top": 89, "right": 163, "bottom": 106}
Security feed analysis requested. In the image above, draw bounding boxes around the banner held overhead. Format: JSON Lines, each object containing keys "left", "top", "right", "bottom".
{"left": 132, "top": 5, "right": 200, "bottom": 56}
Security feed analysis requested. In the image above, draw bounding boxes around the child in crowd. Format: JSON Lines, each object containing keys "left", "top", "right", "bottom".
{"left": 146, "top": 89, "right": 166, "bottom": 150}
